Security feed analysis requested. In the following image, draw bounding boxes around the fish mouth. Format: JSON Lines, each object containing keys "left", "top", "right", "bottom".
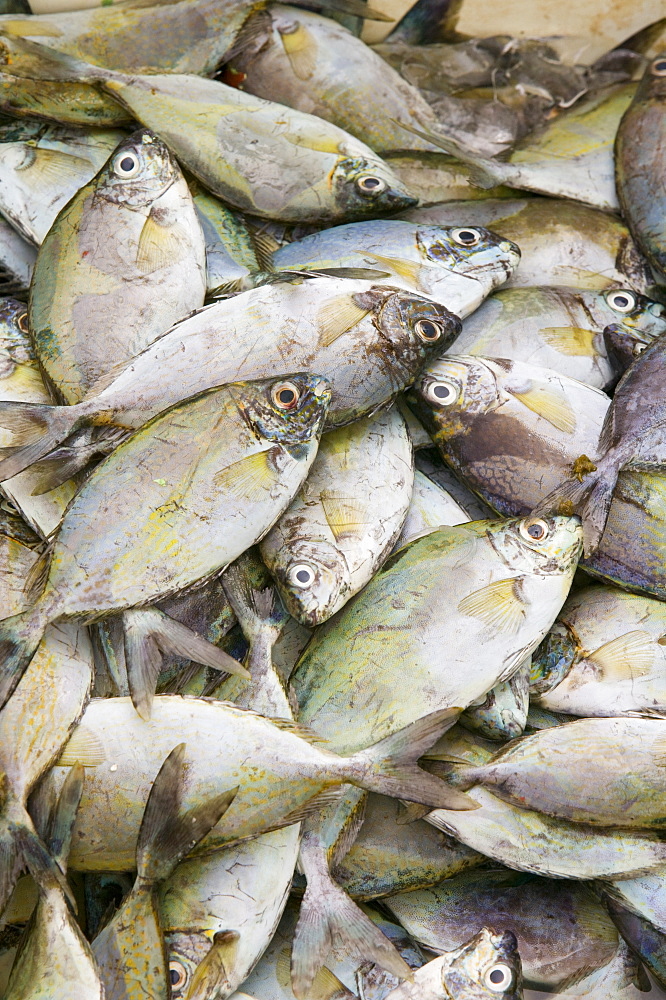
{"left": 385, "top": 188, "right": 419, "bottom": 211}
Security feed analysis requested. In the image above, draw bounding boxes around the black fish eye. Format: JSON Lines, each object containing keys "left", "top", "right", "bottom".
{"left": 415, "top": 319, "right": 442, "bottom": 342}
{"left": 484, "top": 963, "right": 513, "bottom": 992}
{"left": 357, "top": 175, "right": 387, "bottom": 195}
{"left": 606, "top": 289, "right": 636, "bottom": 313}
{"left": 271, "top": 381, "right": 300, "bottom": 409}
{"left": 17, "top": 312, "right": 29, "bottom": 333}
{"left": 113, "top": 151, "right": 140, "bottom": 177}
{"left": 424, "top": 377, "right": 459, "bottom": 406}
{"left": 288, "top": 563, "right": 316, "bottom": 588}
{"left": 519, "top": 517, "right": 549, "bottom": 542}
{"left": 168, "top": 960, "right": 188, "bottom": 990}
{"left": 452, "top": 227, "right": 481, "bottom": 246}
{"left": 651, "top": 57, "right": 666, "bottom": 76}
{"left": 634, "top": 342, "right": 647, "bottom": 354}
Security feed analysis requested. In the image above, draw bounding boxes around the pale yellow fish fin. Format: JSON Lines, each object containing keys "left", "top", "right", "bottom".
{"left": 396, "top": 801, "right": 431, "bottom": 824}
{"left": 136, "top": 213, "right": 188, "bottom": 274}
{"left": 0, "top": 18, "right": 63, "bottom": 36}
{"left": 574, "top": 895, "right": 621, "bottom": 946}
{"left": 251, "top": 230, "right": 280, "bottom": 272}
{"left": 277, "top": 946, "right": 350, "bottom": 1000}
{"left": 213, "top": 449, "right": 277, "bottom": 502}
{"left": 24, "top": 539, "right": 53, "bottom": 603}
{"left": 278, "top": 788, "right": 343, "bottom": 827}
{"left": 362, "top": 252, "right": 422, "bottom": 285}
{"left": 57, "top": 726, "right": 106, "bottom": 767}
{"left": 270, "top": 717, "right": 328, "bottom": 744}
{"left": 27, "top": 149, "right": 91, "bottom": 188}
{"left": 509, "top": 385, "right": 576, "bottom": 434}
{"left": 458, "top": 577, "right": 526, "bottom": 634}
{"left": 278, "top": 22, "right": 318, "bottom": 81}
{"left": 540, "top": 327, "right": 598, "bottom": 357}
{"left": 585, "top": 630, "right": 655, "bottom": 680}
{"left": 319, "top": 491, "right": 372, "bottom": 542}
{"left": 185, "top": 930, "right": 240, "bottom": 1000}
{"left": 275, "top": 947, "right": 293, "bottom": 990}
{"left": 317, "top": 295, "right": 371, "bottom": 347}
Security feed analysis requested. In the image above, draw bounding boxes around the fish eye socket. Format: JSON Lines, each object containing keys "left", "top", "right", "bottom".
{"left": 651, "top": 57, "right": 666, "bottom": 76}
{"left": 634, "top": 341, "right": 648, "bottom": 355}
{"left": 287, "top": 563, "right": 316, "bottom": 588}
{"left": 415, "top": 318, "right": 443, "bottom": 342}
{"left": 423, "top": 377, "right": 459, "bottom": 406}
{"left": 484, "top": 963, "right": 513, "bottom": 992}
{"left": 356, "top": 175, "right": 387, "bottom": 195}
{"left": 17, "top": 311, "right": 29, "bottom": 334}
{"left": 452, "top": 227, "right": 481, "bottom": 247}
{"left": 271, "top": 381, "right": 301, "bottom": 410}
{"left": 606, "top": 289, "right": 636, "bottom": 313}
{"left": 168, "top": 960, "right": 188, "bottom": 991}
{"left": 519, "top": 517, "right": 550, "bottom": 543}
{"left": 113, "top": 151, "right": 140, "bottom": 178}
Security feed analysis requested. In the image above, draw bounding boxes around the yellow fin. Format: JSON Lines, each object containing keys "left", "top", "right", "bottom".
{"left": 213, "top": 449, "right": 276, "bottom": 502}
{"left": 57, "top": 726, "right": 105, "bottom": 767}
{"left": 573, "top": 896, "right": 620, "bottom": 946}
{"left": 270, "top": 717, "right": 327, "bottom": 744}
{"left": 281, "top": 125, "right": 341, "bottom": 155}
{"left": 540, "top": 327, "right": 598, "bottom": 357}
{"left": 24, "top": 148, "right": 90, "bottom": 188}
{"left": 276, "top": 947, "right": 293, "bottom": 990}
{"left": 279, "top": 22, "right": 318, "bottom": 81}
{"left": 458, "top": 577, "right": 526, "bottom": 634}
{"left": 585, "top": 630, "right": 655, "bottom": 680}
{"left": 185, "top": 930, "right": 239, "bottom": 1000}
{"left": 362, "top": 252, "right": 422, "bottom": 285}
{"left": 509, "top": 385, "right": 576, "bottom": 434}
{"left": 136, "top": 213, "right": 188, "bottom": 274}
{"left": 317, "top": 295, "right": 371, "bottom": 347}
{"left": 319, "top": 491, "right": 372, "bottom": 542}
{"left": 276, "top": 947, "right": 352, "bottom": 999}
{"left": 0, "top": 18, "right": 63, "bottom": 36}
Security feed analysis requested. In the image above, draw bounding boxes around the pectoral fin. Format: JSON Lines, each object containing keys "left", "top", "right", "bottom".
{"left": 540, "top": 327, "right": 598, "bottom": 357}
{"left": 136, "top": 213, "right": 188, "bottom": 274}
{"left": 458, "top": 577, "right": 527, "bottom": 634}
{"left": 319, "top": 491, "right": 372, "bottom": 542}
{"left": 278, "top": 22, "right": 318, "bottom": 81}
{"left": 509, "top": 385, "right": 576, "bottom": 434}
{"left": 213, "top": 449, "right": 278, "bottom": 501}
{"left": 317, "top": 296, "right": 371, "bottom": 347}
{"left": 585, "top": 630, "right": 655, "bottom": 680}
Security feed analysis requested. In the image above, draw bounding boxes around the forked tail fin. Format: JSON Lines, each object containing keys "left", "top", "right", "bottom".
{"left": 0, "top": 400, "right": 82, "bottom": 484}
{"left": 535, "top": 462, "right": 617, "bottom": 557}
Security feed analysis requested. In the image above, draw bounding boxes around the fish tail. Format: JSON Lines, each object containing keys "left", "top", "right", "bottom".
{"left": 536, "top": 461, "right": 618, "bottom": 557}
{"left": 123, "top": 608, "right": 249, "bottom": 721}
{"left": 343, "top": 709, "right": 479, "bottom": 810}
{"left": 0, "top": 34, "right": 110, "bottom": 83}
{"left": 1, "top": 792, "right": 76, "bottom": 912}
{"left": 389, "top": 119, "right": 500, "bottom": 187}
{"left": 0, "top": 608, "right": 47, "bottom": 710}
{"left": 0, "top": 399, "right": 82, "bottom": 483}
{"left": 290, "top": 830, "right": 412, "bottom": 1000}
{"left": 136, "top": 743, "right": 236, "bottom": 884}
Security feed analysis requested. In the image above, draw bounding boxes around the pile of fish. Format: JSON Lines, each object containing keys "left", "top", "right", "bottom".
{"left": 1, "top": 0, "right": 666, "bottom": 995}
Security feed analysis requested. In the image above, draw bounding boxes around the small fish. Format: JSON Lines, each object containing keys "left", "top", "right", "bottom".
{"left": 261, "top": 404, "right": 414, "bottom": 626}
{"left": 92, "top": 743, "right": 237, "bottom": 1000}
{"left": 451, "top": 716, "right": 666, "bottom": 829}
{"left": 272, "top": 220, "right": 521, "bottom": 317}
{"left": 0, "top": 374, "right": 331, "bottom": 712}
{"left": 30, "top": 127, "right": 207, "bottom": 403}
{"left": 616, "top": 54, "right": 666, "bottom": 284}
{"left": 531, "top": 583, "right": 666, "bottom": 717}
{"left": 460, "top": 656, "right": 530, "bottom": 741}
{"left": 450, "top": 286, "right": 666, "bottom": 391}
{"left": 0, "top": 117, "right": 125, "bottom": 245}
{"left": 0, "top": 279, "right": 460, "bottom": 483}
{"left": 401, "top": 197, "right": 656, "bottom": 295}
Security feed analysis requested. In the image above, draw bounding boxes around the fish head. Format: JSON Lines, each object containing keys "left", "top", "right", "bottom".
{"left": 368, "top": 289, "right": 462, "bottom": 386}
{"left": 166, "top": 929, "right": 239, "bottom": 1000}
{"left": 270, "top": 537, "right": 351, "bottom": 626}
{"left": 96, "top": 128, "right": 179, "bottom": 208}
{"left": 406, "top": 356, "right": 501, "bottom": 441}
{"left": 635, "top": 54, "right": 666, "bottom": 103}
{"left": 0, "top": 298, "right": 31, "bottom": 375}
{"left": 331, "top": 154, "right": 417, "bottom": 219}
{"left": 417, "top": 226, "right": 521, "bottom": 307}
{"left": 603, "top": 322, "right": 653, "bottom": 373}
{"left": 230, "top": 373, "right": 331, "bottom": 448}
{"left": 530, "top": 620, "right": 579, "bottom": 695}
{"left": 585, "top": 287, "right": 666, "bottom": 339}
{"left": 441, "top": 927, "right": 522, "bottom": 999}
{"left": 487, "top": 513, "right": 583, "bottom": 577}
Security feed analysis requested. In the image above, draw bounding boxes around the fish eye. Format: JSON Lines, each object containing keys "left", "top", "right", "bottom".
{"left": 452, "top": 227, "right": 482, "bottom": 247}
{"left": 423, "top": 377, "right": 459, "bottom": 406}
{"left": 606, "top": 289, "right": 636, "bottom": 313}
{"left": 168, "top": 960, "right": 188, "bottom": 991}
{"left": 271, "top": 381, "right": 301, "bottom": 410}
{"left": 415, "top": 318, "right": 443, "bottom": 342}
{"left": 634, "top": 341, "right": 648, "bottom": 355}
{"left": 519, "top": 517, "right": 550, "bottom": 543}
{"left": 484, "top": 963, "right": 513, "bottom": 992}
{"left": 651, "top": 57, "right": 666, "bottom": 76}
{"left": 356, "top": 175, "right": 387, "bottom": 195}
{"left": 113, "top": 151, "right": 141, "bottom": 178}
{"left": 287, "top": 563, "right": 316, "bottom": 588}
{"left": 17, "top": 312, "right": 29, "bottom": 334}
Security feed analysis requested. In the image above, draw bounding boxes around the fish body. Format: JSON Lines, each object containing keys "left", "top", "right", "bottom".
{"left": 616, "top": 54, "right": 666, "bottom": 284}
{"left": 0, "top": 72, "right": 132, "bottom": 127}
{"left": 193, "top": 186, "right": 259, "bottom": 294}
{"left": 0, "top": 218, "right": 36, "bottom": 295}
{"left": 261, "top": 404, "right": 413, "bottom": 626}
{"left": 0, "top": 117, "right": 125, "bottom": 245}
{"left": 450, "top": 286, "right": 666, "bottom": 391}
{"left": 230, "top": 5, "right": 441, "bottom": 153}
{"left": 384, "top": 869, "right": 618, "bottom": 991}
{"left": 30, "top": 127, "right": 206, "bottom": 403}
{"left": 394, "top": 468, "right": 470, "bottom": 548}
{"left": 406, "top": 356, "right": 610, "bottom": 517}
{"left": 380, "top": 152, "right": 513, "bottom": 207}
{"left": 400, "top": 197, "right": 655, "bottom": 294}
{"left": 272, "top": 220, "right": 521, "bottom": 317}
{"left": 531, "top": 584, "right": 666, "bottom": 716}
{"left": 292, "top": 514, "right": 582, "bottom": 754}
{"left": 0, "top": 374, "right": 330, "bottom": 706}
{"left": 43, "top": 695, "right": 464, "bottom": 871}
{"left": 0, "top": 279, "right": 463, "bottom": 483}
{"left": 455, "top": 716, "right": 666, "bottom": 828}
